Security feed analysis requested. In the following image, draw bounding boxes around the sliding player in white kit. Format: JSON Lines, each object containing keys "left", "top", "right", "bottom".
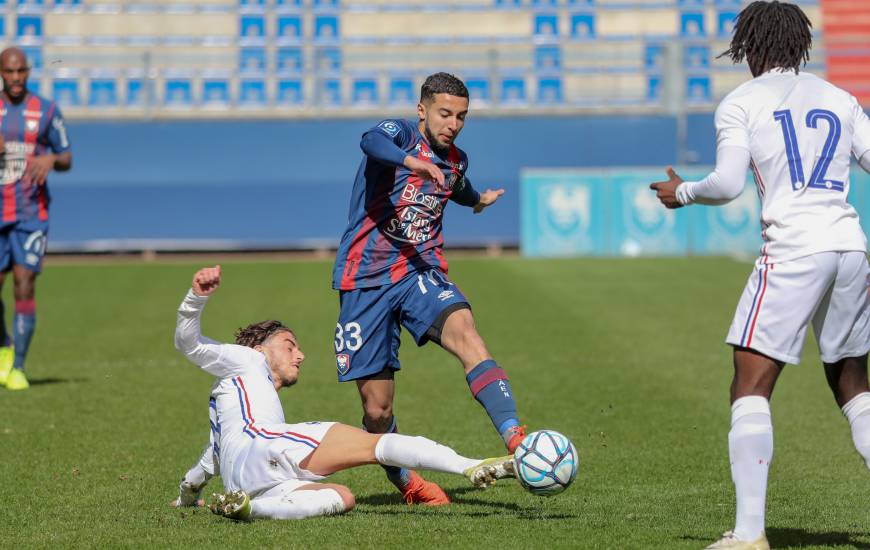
{"left": 650, "top": 2, "right": 870, "bottom": 549}
{"left": 170, "top": 265, "right": 514, "bottom": 521}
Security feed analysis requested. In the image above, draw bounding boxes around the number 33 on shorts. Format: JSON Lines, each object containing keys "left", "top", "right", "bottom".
{"left": 335, "top": 322, "right": 362, "bottom": 353}
{"left": 334, "top": 322, "right": 362, "bottom": 376}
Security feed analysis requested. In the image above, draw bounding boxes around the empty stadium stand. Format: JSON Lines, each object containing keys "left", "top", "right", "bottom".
{"left": 0, "top": 0, "right": 833, "bottom": 117}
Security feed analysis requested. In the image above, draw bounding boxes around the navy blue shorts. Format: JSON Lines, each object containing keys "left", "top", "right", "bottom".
{"left": 334, "top": 268, "right": 470, "bottom": 381}
{"left": 0, "top": 222, "right": 48, "bottom": 273}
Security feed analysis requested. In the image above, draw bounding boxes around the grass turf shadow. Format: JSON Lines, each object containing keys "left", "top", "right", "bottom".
{"left": 27, "top": 376, "right": 90, "bottom": 386}
{"left": 681, "top": 528, "right": 870, "bottom": 549}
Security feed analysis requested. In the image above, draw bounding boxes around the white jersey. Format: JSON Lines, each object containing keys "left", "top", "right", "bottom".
{"left": 174, "top": 290, "right": 324, "bottom": 493}
{"left": 715, "top": 69, "right": 870, "bottom": 261}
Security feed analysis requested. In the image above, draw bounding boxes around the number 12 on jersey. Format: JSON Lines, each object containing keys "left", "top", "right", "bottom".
{"left": 773, "top": 109, "right": 844, "bottom": 192}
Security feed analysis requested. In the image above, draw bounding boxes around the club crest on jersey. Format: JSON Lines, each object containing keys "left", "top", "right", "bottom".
{"left": 25, "top": 119, "right": 38, "bottom": 133}
{"left": 336, "top": 353, "right": 350, "bottom": 375}
{"left": 377, "top": 120, "right": 401, "bottom": 137}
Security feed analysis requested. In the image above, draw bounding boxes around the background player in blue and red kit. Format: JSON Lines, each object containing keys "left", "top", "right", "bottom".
{"left": 0, "top": 48, "right": 72, "bottom": 391}
{"left": 332, "top": 72, "right": 524, "bottom": 505}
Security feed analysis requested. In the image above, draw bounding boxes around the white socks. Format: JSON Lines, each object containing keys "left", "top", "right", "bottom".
{"left": 728, "top": 396, "right": 773, "bottom": 542}
{"left": 374, "top": 433, "right": 480, "bottom": 475}
{"left": 842, "top": 392, "right": 870, "bottom": 470}
{"left": 250, "top": 488, "right": 347, "bottom": 520}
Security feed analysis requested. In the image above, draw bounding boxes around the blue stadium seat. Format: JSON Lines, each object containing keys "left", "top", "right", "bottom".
{"left": 164, "top": 77, "right": 193, "bottom": 107}
{"left": 126, "top": 77, "right": 145, "bottom": 107}
{"left": 717, "top": 10, "right": 738, "bottom": 37}
{"left": 314, "top": 15, "right": 338, "bottom": 41}
{"left": 567, "top": 0, "right": 594, "bottom": 5}
{"left": 314, "top": 47, "right": 341, "bottom": 72}
{"left": 465, "top": 78, "right": 490, "bottom": 103}
{"left": 240, "top": 47, "right": 266, "bottom": 73}
{"left": 684, "top": 45, "right": 709, "bottom": 70}
{"left": 678, "top": 0, "right": 704, "bottom": 6}
{"left": 277, "top": 47, "right": 303, "bottom": 72}
{"left": 352, "top": 78, "right": 378, "bottom": 105}
{"left": 535, "top": 45, "right": 561, "bottom": 71}
{"left": 240, "top": 78, "right": 267, "bottom": 106}
{"left": 687, "top": 76, "right": 711, "bottom": 102}
{"left": 52, "top": 78, "right": 80, "bottom": 107}
{"left": 240, "top": 15, "right": 266, "bottom": 44}
{"left": 645, "top": 44, "right": 664, "bottom": 72}
{"left": 680, "top": 12, "right": 706, "bottom": 38}
{"left": 239, "top": 0, "right": 265, "bottom": 8}
{"left": 203, "top": 78, "right": 230, "bottom": 106}
{"left": 494, "top": 0, "right": 521, "bottom": 8}
{"left": 534, "top": 14, "right": 558, "bottom": 38}
{"left": 388, "top": 77, "right": 414, "bottom": 105}
{"left": 275, "top": 0, "right": 302, "bottom": 11}
{"left": 537, "top": 77, "right": 562, "bottom": 104}
{"left": 320, "top": 79, "right": 341, "bottom": 106}
{"left": 17, "top": 0, "right": 44, "bottom": 11}
{"left": 16, "top": 15, "right": 42, "bottom": 44}
{"left": 532, "top": 0, "right": 558, "bottom": 7}
{"left": 22, "top": 46, "right": 41, "bottom": 71}
{"left": 570, "top": 13, "right": 595, "bottom": 39}
{"left": 277, "top": 15, "right": 302, "bottom": 43}
{"left": 277, "top": 78, "right": 303, "bottom": 105}
{"left": 714, "top": 0, "right": 742, "bottom": 5}
{"left": 52, "top": 0, "right": 82, "bottom": 8}
{"left": 501, "top": 77, "right": 526, "bottom": 105}
{"left": 647, "top": 76, "right": 661, "bottom": 102}
{"left": 313, "top": 0, "right": 339, "bottom": 8}
{"left": 88, "top": 78, "right": 117, "bottom": 107}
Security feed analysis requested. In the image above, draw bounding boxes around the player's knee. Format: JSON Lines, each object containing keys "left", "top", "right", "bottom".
{"left": 362, "top": 404, "right": 393, "bottom": 432}
{"left": 333, "top": 485, "right": 356, "bottom": 511}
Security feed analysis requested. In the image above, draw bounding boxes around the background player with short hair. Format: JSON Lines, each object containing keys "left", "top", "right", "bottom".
{"left": 650, "top": 2, "right": 870, "bottom": 549}
{"left": 172, "top": 265, "right": 514, "bottom": 521}
{"left": 332, "top": 72, "right": 524, "bottom": 505}
{"left": 0, "top": 47, "right": 72, "bottom": 391}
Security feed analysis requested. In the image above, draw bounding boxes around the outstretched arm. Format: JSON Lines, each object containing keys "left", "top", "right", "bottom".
{"left": 650, "top": 147, "right": 750, "bottom": 208}
{"left": 174, "top": 265, "right": 248, "bottom": 378}
{"left": 361, "top": 129, "right": 445, "bottom": 188}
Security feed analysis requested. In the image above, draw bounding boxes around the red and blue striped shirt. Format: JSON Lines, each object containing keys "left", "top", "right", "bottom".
{"left": 332, "top": 119, "right": 478, "bottom": 291}
{"left": 0, "top": 92, "right": 70, "bottom": 226}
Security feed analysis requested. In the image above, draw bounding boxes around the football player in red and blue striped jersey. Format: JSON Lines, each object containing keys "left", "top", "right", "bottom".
{"left": 331, "top": 73, "right": 524, "bottom": 505}
{"left": 0, "top": 48, "right": 72, "bottom": 391}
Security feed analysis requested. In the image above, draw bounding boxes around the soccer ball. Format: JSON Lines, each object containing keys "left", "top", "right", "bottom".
{"left": 513, "top": 430, "right": 578, "bottom": 496}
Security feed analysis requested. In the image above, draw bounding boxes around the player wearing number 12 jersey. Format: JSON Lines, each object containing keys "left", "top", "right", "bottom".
{"left": 650, "top": 2, "right": 870, "bottom": 549}
{"left": 331, "top": 73, "right": 525, "bottom": 505}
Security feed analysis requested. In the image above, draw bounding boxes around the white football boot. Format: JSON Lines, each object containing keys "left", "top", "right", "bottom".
{"left": 463, "top": 455, "right": 515, "bottom": 488}
{"left": 704, "top": 531, "right": 769, "bottom": 550}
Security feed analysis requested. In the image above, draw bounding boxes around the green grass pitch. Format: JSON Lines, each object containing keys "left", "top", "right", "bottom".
{"left": 1, "top": 256, "right": 868, "bottom": 549}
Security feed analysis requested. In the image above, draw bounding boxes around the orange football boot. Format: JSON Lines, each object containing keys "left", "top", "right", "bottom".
{"left": 401, "top": 471, "right": 450, "bottom": 506}
{"left": 506, "top": 425, "right": 528, "bottom": 454}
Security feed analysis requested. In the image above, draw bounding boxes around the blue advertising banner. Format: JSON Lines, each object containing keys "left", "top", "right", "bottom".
{"left": 521, "top": 168, "right": 870, "bottom": 257}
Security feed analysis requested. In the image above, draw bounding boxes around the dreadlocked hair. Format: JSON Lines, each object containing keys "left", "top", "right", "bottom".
{"left": 234, "top": 320, "right": 293, "bottom": 348}
{"left": 718, "top": 0, "right": 812, "bottom": 73}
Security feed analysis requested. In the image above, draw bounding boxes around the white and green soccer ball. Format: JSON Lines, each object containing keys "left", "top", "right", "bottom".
{"left": 513, "top": 430, "right": 578, "bottom": 496}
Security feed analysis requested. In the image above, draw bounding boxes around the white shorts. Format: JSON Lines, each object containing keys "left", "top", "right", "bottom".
{"left": 233, "top": 421, "right": 336, "bottom": 497}
{"left": 726, "top": 251, "right": 870, "bottom": 364}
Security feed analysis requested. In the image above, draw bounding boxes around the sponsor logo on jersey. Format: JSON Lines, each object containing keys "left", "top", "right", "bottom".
{"left": 414, "top": 143, "right": 434, "bottom": 158}
{"left": 382, "top": 183, "right": 445, "bottom": 244}
{"left": 336, "top": 353, "right": 350, "bottom": 375}
{"left": 377, "top": 120, "right": 401, "bottom": 137}
{"left": 2, "top": 141, "right": 36, "bottom": 185}
{"left": 438, "top": 290, "right": 454, "bottom": 301}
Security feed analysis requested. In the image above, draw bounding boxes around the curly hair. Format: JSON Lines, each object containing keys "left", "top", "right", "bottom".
{"left": 420, "top": 72, "right": 468, "bottom": 103}
{"left": 718, "top": 1, "right": 812, "bottom": 74}
{"left": 234, "top": 320, "right": 293, "bottom": 348}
